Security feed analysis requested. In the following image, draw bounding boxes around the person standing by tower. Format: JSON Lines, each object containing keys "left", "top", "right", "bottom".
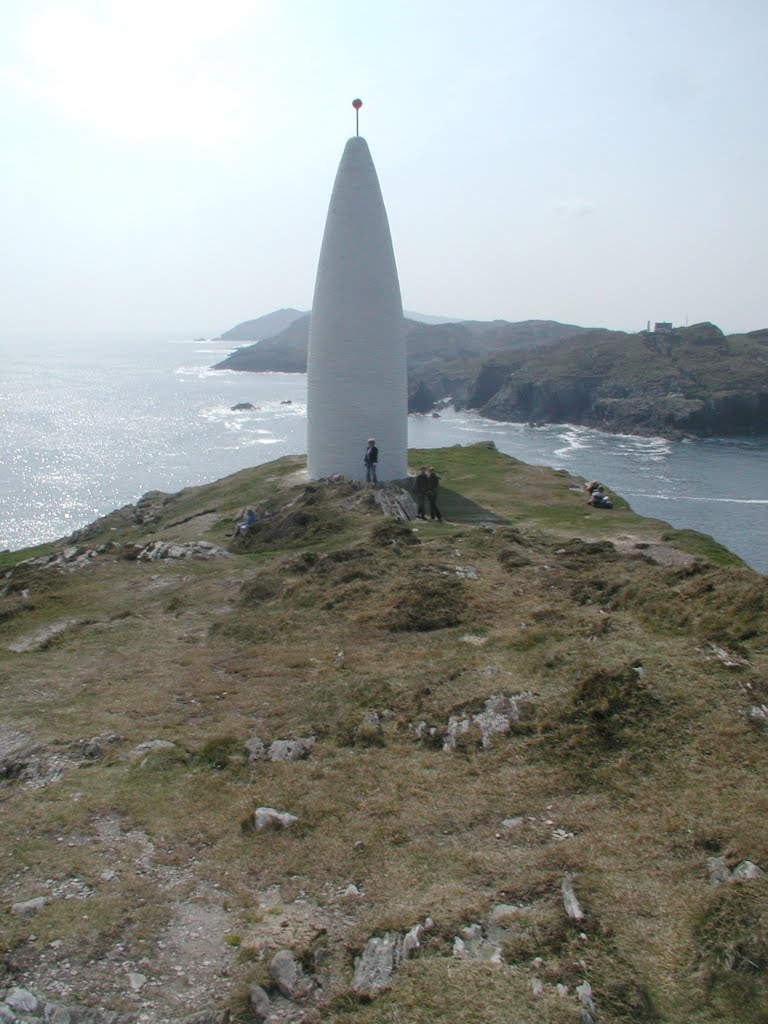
{"left": 364, "top": 439, "right": 379, "bottom": 484}
{"left": 414, "top": 466, "right": 429, "bottom": 519}
{"left": 426, "top": 467, "right": 443, "bottom": 522}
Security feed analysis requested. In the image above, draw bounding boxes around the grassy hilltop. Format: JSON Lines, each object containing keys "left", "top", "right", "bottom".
{"left": 1, "top": 445, "right": 767, "bottom": 1024}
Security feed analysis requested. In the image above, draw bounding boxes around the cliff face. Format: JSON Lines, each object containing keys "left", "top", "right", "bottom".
{"left": 213, "top": 313, "right": 768, "bottom": 436}
{"left": 213, "top": 317, "right": 590, "bottom": 411}
{"left": 468, "top": 323, "right": 768, "bottom": 436}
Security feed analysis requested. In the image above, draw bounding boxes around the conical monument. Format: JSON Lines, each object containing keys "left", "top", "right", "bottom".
{"left": 307, "top": 100, "right": 407, "bottom": 481}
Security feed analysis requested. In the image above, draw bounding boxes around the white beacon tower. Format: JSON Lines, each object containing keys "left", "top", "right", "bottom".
{"left": 307, "top": 100, "right": 407, "bottom": 481}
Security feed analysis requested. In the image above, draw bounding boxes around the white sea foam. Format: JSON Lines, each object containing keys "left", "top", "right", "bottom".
{"left": 635, "top": 493, "right": 768, "bottom": 505}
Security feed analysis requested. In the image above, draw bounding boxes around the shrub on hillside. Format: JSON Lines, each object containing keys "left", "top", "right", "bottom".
{"left": 386, "top": 576, "right": 466, "bottom": 632}
{"left": 568, "top": 664, "right": 660, "bottom": 752}
{"left": 693, "top": 876, "right": 768, "bottom": 1012}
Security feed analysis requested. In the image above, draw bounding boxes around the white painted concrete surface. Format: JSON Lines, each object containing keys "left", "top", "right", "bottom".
{"left": 307, "top": 136, "right": 407, "bottom": 481}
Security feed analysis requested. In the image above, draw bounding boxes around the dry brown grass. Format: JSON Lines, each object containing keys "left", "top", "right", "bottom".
{"left": 0, "top": 446, "right": 765, "bottom": 1022}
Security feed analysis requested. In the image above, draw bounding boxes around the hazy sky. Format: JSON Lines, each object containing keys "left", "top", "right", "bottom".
{"left": 2, "top": 0, "right": 767, "bottom": 343}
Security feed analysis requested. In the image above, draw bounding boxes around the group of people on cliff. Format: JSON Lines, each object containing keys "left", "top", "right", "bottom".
{"left": 412, "top": 465, "right": 443, "bottom": 522}
{"left": 364, "top": 441, "right": 442, "bottom": 521}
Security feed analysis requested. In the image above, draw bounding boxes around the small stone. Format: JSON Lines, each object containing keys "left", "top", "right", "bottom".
{"left": 249, "top": 983, "right": 271, "bottom": 1021}
{"left": 268, "top": 737, "right": 316, "bottom": 762}
{"left": 402, "top": 918, "right": 433, "bottom": 957}
{"left": 269, "top": 949, "right": 313, "bottom": 1001}
{"left": 351, "top": 932, "right": 403, "bottom": 996}
{"left": 128, "top": 972, "right": 147, "bottom": 991}
{"left": 731, "top": 860, "right": 764, "bottom": 881}
{"left": 253, "top": 807, "right": 298, "bottom": 831}
{"left": 100, "top": 869, "right": 117, "bottom": 882}
{"left": 11, "top": 897, "right": 46, "bottom": 917}
{"left": 129, "top": 739, "right": 178, "bottom": 760}
{"left": 748, "top": 705, "right": 768, "bottom": 726}
{"left": 501, "top": 816, "right": 525, "bottom": 830}
{"left": 562, "top": 874, "right": 585, "bottom": 921}
{"left": 577, "top": 980, "right": 597, "bottom": 1014}
{"left": 706, "top": 855, "right": 731, "bottom": 885}
{"left": 531, "top": 978, "right": 544, "bottom": 995}
{"left": 245, "top": 736, "right": 266, "bottom": 761}
{"left": 5, "top": 989, "right": 39, "bottom": 1014}
{"left": 343, "top": 884, "right": 361, "bottom": 898}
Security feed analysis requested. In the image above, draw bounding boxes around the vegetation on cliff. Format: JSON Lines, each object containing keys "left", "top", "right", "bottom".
{"left": 1, "top": 445, "right": 766, "bottom": 1024}
{"left": 212, "top": 317, "right": 588, "bottom": 413}
{"left": 214, "top": 315, "right": 768, "bottom": 436}
{"left": 467, "top": 323, "right": 768, "bottom": 437}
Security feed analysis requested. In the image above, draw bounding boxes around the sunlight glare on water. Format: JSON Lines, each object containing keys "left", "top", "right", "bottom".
{"left": 1, "top": 337, "right": 766, "bottom": 574}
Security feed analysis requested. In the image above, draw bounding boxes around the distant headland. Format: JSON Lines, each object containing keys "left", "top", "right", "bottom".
{"left": 213, "top": 312, "right": 768, "bottom": 438}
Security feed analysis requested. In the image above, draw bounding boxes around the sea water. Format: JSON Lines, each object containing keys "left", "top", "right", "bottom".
{"left": 1, "top": 337, "right": 766, "bottom": 574}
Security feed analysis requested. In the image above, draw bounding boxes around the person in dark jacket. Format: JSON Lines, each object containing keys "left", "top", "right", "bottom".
{"left": 426, "top": 467, "right": 443, "bottom": 522}
{"left": 364, "top": 438, "right": 378, "bottom": 484}
{"left": 413, "top": 466, "right": 429, "bottom": 519}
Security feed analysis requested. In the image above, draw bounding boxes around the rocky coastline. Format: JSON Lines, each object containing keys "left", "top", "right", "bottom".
{"left": 213, "top": 316, "right": 768, "bottom": 438}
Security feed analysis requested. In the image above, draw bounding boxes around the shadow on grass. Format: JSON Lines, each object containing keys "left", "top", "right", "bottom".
{"left": 433, "top": 487, "right": 509, "bottom": 526}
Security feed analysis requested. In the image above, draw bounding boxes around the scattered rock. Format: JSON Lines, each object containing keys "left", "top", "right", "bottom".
{"left": 129, "top": 739, "right": 179, "bottom": 763}
{"left": 80, "top": 739, "right": 103, "bottom": 759}
{"left": 402, "top": 918, "right": 433, "bottom": 956}
{"left": 706, "top": 855, "right": 732, "bottom": 885}
{"left": 245, "top": 736, "right": 266, "bottom": 761}
{"left": 576, "top": 980, "right": 597, "bottom": 1015}
{"left": 705, "top": 642, "right": 749, "bottom": 669}
{"left": 268, "top": 737, "right": 316, "bottom": 762}
{"left": 452, "top": 923, "right": 503, "bottom": 963}
{"left": 136, "top": 541, "right": 232, "bottom": 562}
{"left": 249, "top": 983, "right": 271, "bottom": 1021}
{"left": 269, "top": 949, "right": 313, "bottom": 1001}
{"left": 11, "top": 896, "right": 46, "bottom": 917}
{"left": 128, "top": 972, "right": 147, "bottom": 992}
{"left": 706, "top": 856, "right": 763, "bottom": 884}
{"left": 552, "top": 827, "right": 574, "bottom": 841}
{"left": 352, "top": 932, "right": 403, "bottom": 996}
{"left": 253, "top": 807, "right": 298, "bottom": 831}
{"left": 501, "top": 816, "right": 525, "bottom": 831}
{"left": 562, "top": 874, "right": 585, "bottom": 921}
{"left": 443, "top": 692, "right": 534, "bottom": 751}
{"left": 5, "top": 988, "right": 39, "bottom": 1015}
{"left": 731, "top": 860, "right": 764, "bottom": 881}
{"left": 373, "top": 486, "right": 418, "bottom": 523}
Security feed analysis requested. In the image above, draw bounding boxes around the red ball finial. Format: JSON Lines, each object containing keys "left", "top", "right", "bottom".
{"left": 352, "top": 98, "right": 362, "bottom": 135}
